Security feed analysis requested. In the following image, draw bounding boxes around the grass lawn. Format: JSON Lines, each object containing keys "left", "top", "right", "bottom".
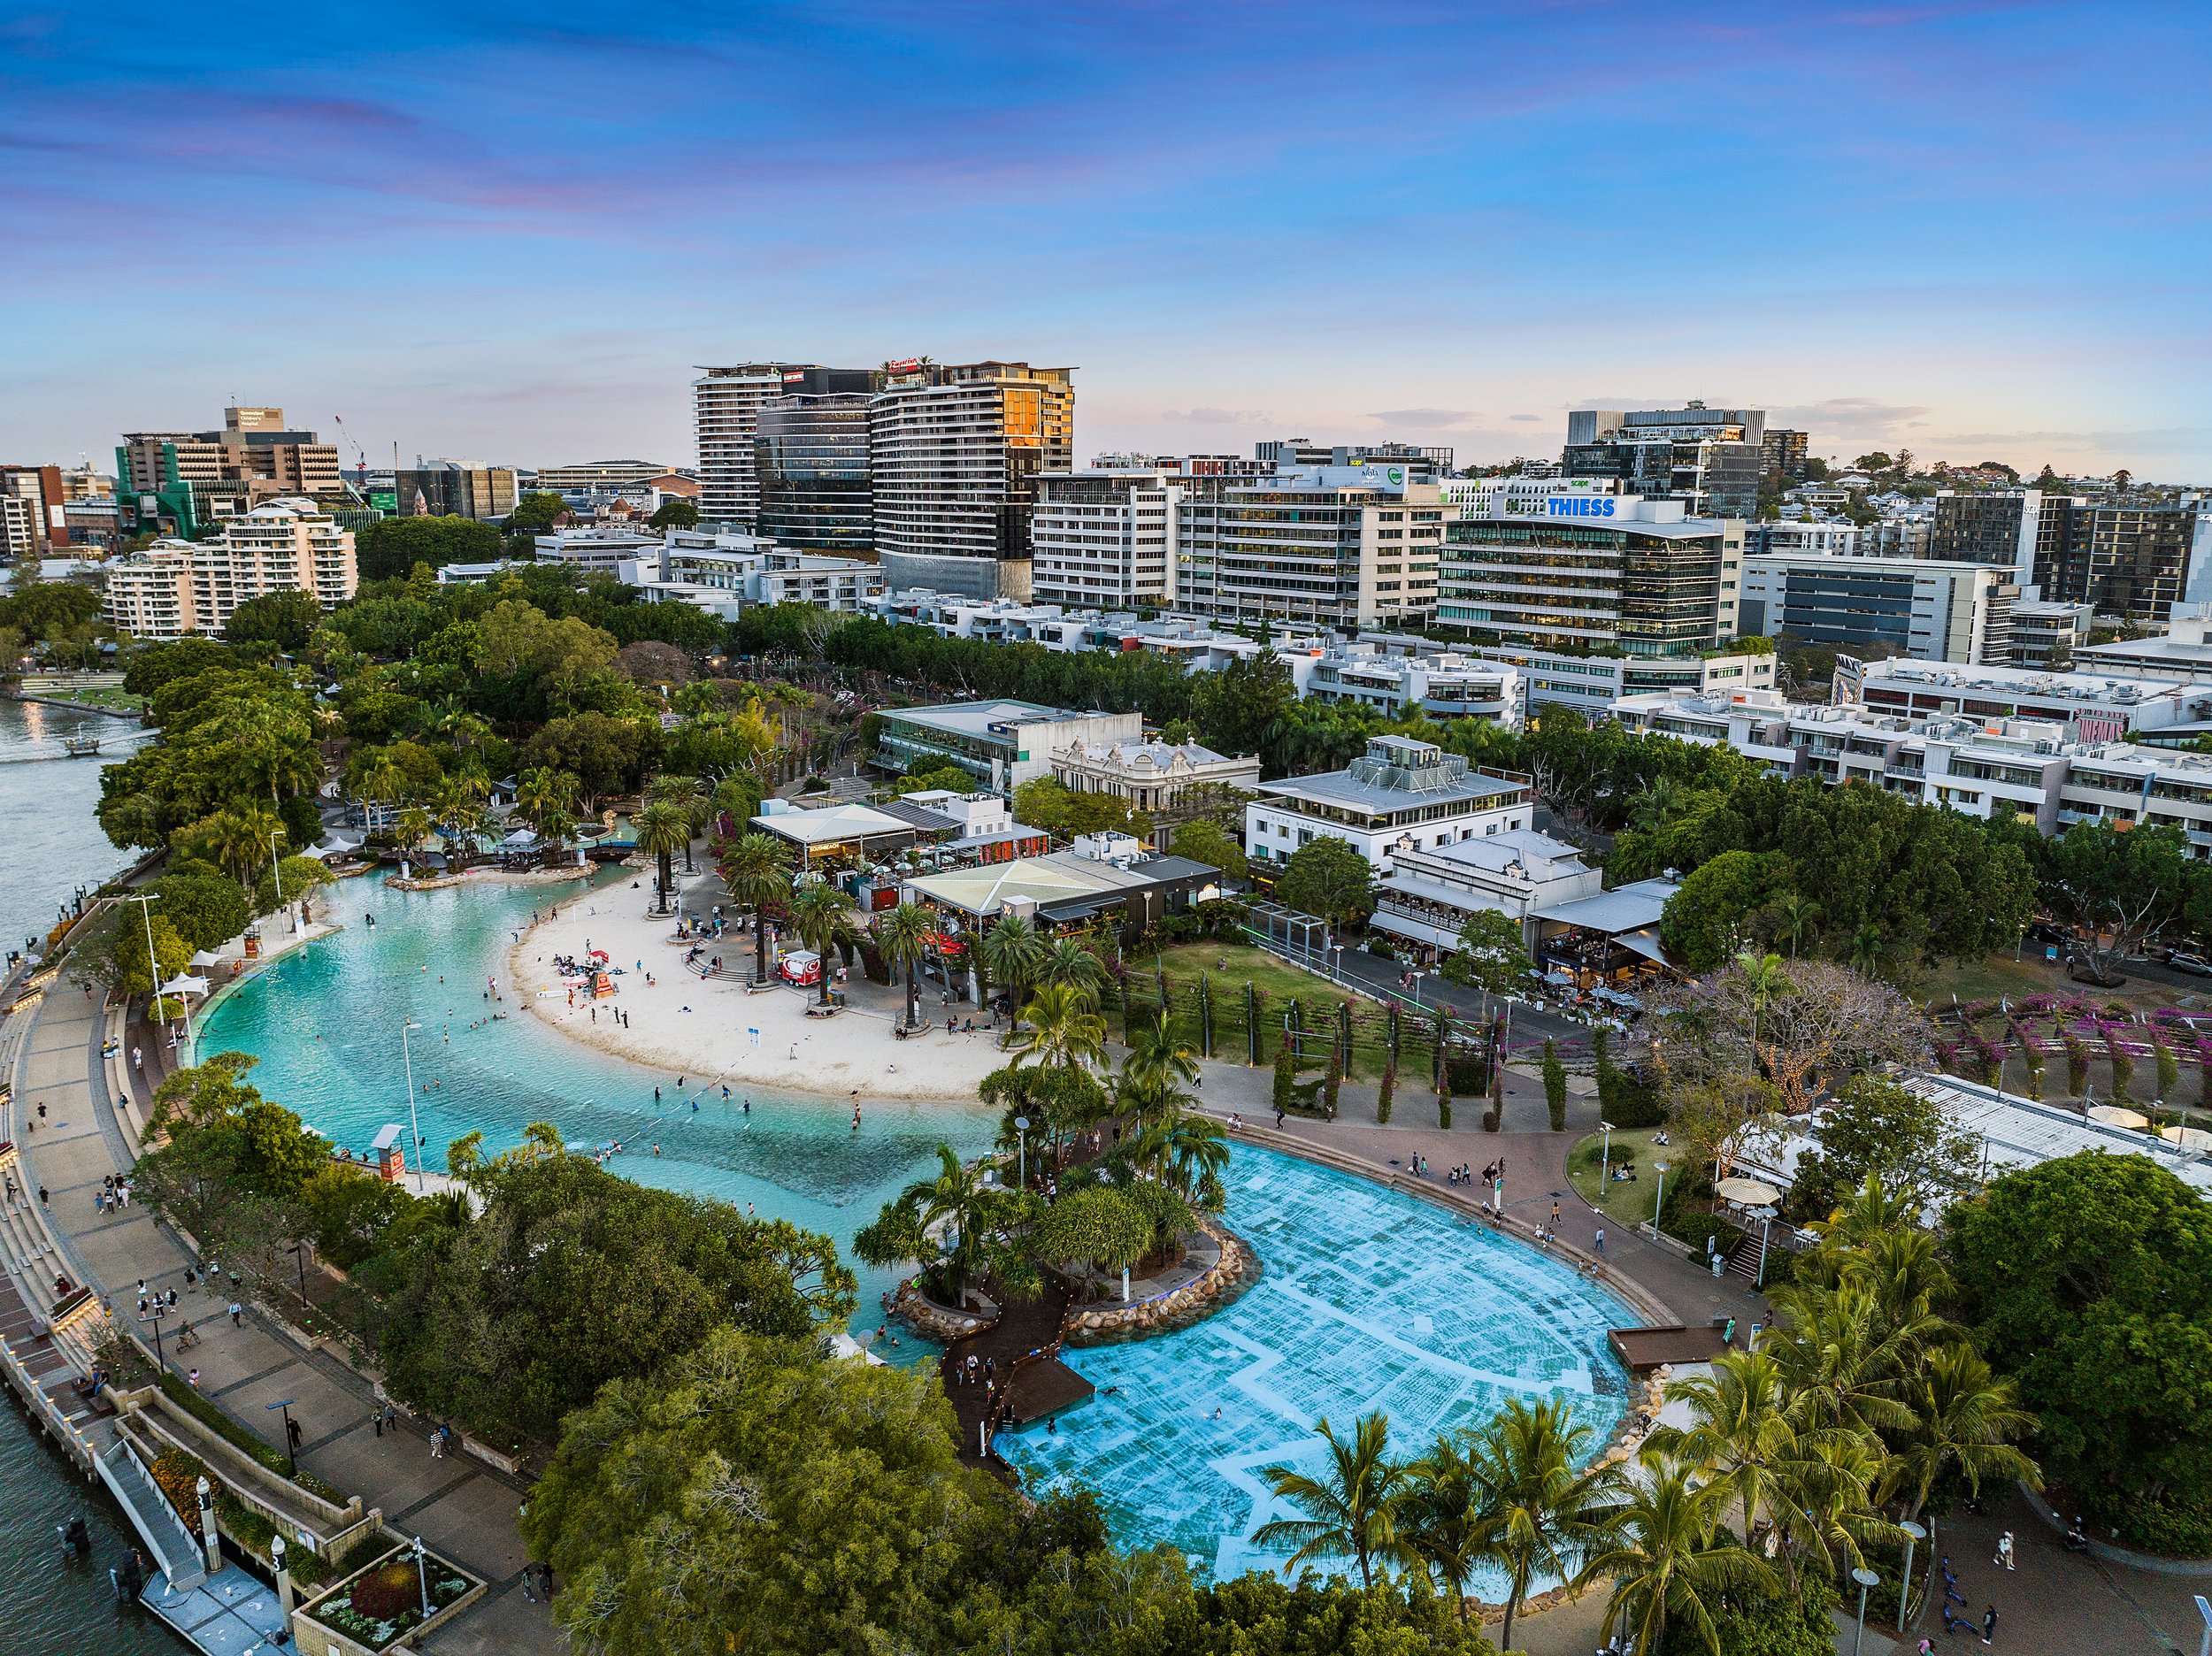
{"left": 1134, "top": 941, "right": 1401, "bottom": 1078}
{"left": 42, "top": 686, "right": 144, "bottom": 713}
{"left": 1564, "top": 1127, "right": 1670, "bottom": 1231}
{"left": 1916, "top": 953, "right": 2205, "bottom": 1018}
{"left": 1146, "top": 941, "right": 1355, "bottom": 1008}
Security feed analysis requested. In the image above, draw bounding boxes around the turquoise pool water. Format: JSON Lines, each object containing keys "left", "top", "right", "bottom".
{"left": 999, "top": 1148, "right": 1633, "bottom": 1587}
{"left": 194, "top": 871, "right": 999, "bottom": 1343}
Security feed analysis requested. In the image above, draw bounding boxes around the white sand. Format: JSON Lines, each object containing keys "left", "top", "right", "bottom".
{"left": 503, "top": 870, "right": 1008, "bottom": 1103}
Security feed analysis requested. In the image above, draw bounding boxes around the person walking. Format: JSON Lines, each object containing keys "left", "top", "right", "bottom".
{"left": 429, "top": 1426, "right": 444, "bottom": 1459}
{"left": 1981, "top": 1606, "right": 1998, "bottom": 1644}
{"left": 1994, "top": 1531, "right": 2013, "bottom": 1570}
{"left": 1594, "top": 1225, "right": 1605, "bottom": 1254}
{"left": 373, "top": 1407, "right": 383, "bottom": 1438}
{"left": 287, "top": 1416, "right": 303, "bottom": 1453}
{"left": 382, "top": 1401, "right": 396, "bottom": 1437}
{"left": 228, "top": 1300, "right": 243, "bottom": 1327}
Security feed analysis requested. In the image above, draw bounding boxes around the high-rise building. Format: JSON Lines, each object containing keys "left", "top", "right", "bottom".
{"left": 116, "top": 407, "right": 342, "bottom": 537}
{"left": 1927, "top": 491, "right": 2075, "bottom": 585}
{"left": 1176, "top": 466, "right": 1446, "bottom": 630}
{"left": 1760, "top": 428, "right": 1810, "bottom": 482}
{"left": 1255, "top": 439, "right": 1451, "bottom": 479}
{"left": 1739, "top": 553, "right": 2016, "bottom": 663}
{"left": 755, "top": 371, "right": 880, "bottom": 556}
{"left": 1030, "top": 471, "right": 1186, "bottom": 609}
{"left": 0, "top": 465, "right": 68, "bottom": 555}
{"left": 103, "top": 498, "right": 357, "bottom": 640}
{"left": 1440, "top": 494, "right": 1743, "bottom": 656}
{"left": 1563, "top": 402, "right": 1766, "bottom": 519}
{"left": 395, "top": 462, "right": 518, "bottom": 521}
{"left": 693, "top": 362, "right": 828, "bottom": 527}
{"left": 2056, "top": 502, "right": 2208, "bottom": 622}
{"left": 868, "top": 360, "right": 1074, "bottom": 599}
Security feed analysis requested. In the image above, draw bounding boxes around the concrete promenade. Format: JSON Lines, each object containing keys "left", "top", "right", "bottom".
{"left": 9, "top": 978, "right": 557, "bottom": 1654}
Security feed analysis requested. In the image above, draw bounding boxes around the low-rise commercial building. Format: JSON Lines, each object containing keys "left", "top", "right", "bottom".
{"left": 1354, "top": 630, "right": 1776, "bottom": 719}
{"left": 1304, "top": 646, "right": 1525, "bottom": 727}
{"left": 1835, "top": 657, "right": 2212, "bottom": 744}
{"left": 1370, "top": 828, "right": 1601, "bottom": 959}
{"left": 2008, "top": 599, "right": 2095, "bottom": 669}
{"left": 1245, "top": 735, "right": 1533, "bottom": 878}
{"left": 1048, "top": 738, "right": 1261, "bottom": 843}
{"left": 2071, "top": 603, "right": 2212, "bottom": 682}
{"left": 875, "top": 701, "right": 1143, "bottom": 794}
{"left": 103, "top": 498, "right": 357, "bottom": 640}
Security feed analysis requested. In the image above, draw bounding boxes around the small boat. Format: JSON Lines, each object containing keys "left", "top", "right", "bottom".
{"left": 60, "top": 736, "right": 101, "bottom": 757}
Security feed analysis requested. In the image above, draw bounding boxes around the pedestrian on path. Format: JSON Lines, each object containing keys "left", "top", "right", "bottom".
{"left": 228, "top": 1300, "right": 242, "bottom": 1326}
{"left": 430, "top": 1427, "right": 444, "bottom": 1459}
{"left": 287, "top": 1416, "right": 303, "bottom": 1453}
{"left": 382, "top": 1402, "right": 396, "bottom": 1436}
{"left": 1981, "top": 1606, "right": 1998, "bottom": 1644}
{"left": 1993, "top": 1531, "right": 2013, "bottom": 1570}
{"left": 1594, "top": 1225, "right": 1604, "bottom": 1254}
{"left": 188, "top": 1368, "right": 199, "bottom": 1388}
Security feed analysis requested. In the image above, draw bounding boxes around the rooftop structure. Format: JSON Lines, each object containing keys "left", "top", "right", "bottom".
{"left": 1247, "top": 736, "right": 1533, "bottom": 877}
{"left": 875, "top": 700, "right": 1142, "bottom": 794}
{"left": 1371, "top": 827, "right": 1601, "bottom": 959}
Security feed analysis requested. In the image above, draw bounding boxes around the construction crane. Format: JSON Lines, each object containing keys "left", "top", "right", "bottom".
{"left": 332, "top": 414, "right": 370, "bottom": 487}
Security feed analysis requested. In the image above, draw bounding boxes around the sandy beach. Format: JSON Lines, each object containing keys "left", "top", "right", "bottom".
{"left": 503, "top": 869, "right": 1008, "bottom": 1103}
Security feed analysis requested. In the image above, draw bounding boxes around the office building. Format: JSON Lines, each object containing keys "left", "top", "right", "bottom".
{"left": 1563, "top": 403, "right": 1766, "bottom": 518}
{"left": 1090, "top": 452, "right": 1272, "bottom": 477}
{"left": 1304, "top": 646, "right": 1525, "bottom": 727}
{"left": 2054, "top": 502, "right": 2207, "bottom": 621}
{"left": 396, "top": 461, "right": 518, "bottom": 522}
{"left": 534, "top": 526, "right": 664, "bottom": 574}
{"left": 1246, "top": 735, "right": 1532, "bottom": 878}
{"left": 1345, "top": 627, "right": 1772, "bottom": 718}
{"left": 1030, "top": 470, "right": 1185, "bottom": 609}
{"left": 1927, "top": 490, "right": 2075, "bottom": 585}
{"left": 103, "top": 498, "right": 357, "bottom": 640}
{"left": 1254, "top": 439, "right": 1451, "bottom": 479}
{"left": 1371, "top": 827, "right": 1604, "bottom": 960}
{"left": 874, "top": 700, "right": 1141, "bottom": 794}
{"left": 0, "top": 465, "right": 67, "bottom": 555}
{"left": 694, "top": 363, "right": 825, "bottom": 528}
{"left": 1439, "top": 494, "right": 1743, "bottom": 656}
{"left": 1833, "top": 657, "right": 2212, "bottom": 745}
{"left": 533, "top": 460, "right": 671, "bottom": 493}
{"left": 755, "top": 377, "right": 878, "bottom": 556}
{"left": 1439, "top": 475, "right": 1618, "bottom": 518}
{"left": 1177, "top": 466, "right": 1446, "bottom": 630}
{"left": 869, "top": 361, "right": 1075, "bottom": 599}
{"left": 1739, "top": 554, "right": 2016, "bottom": 664}
{"left": 116, "top": 407, "right": 344, "bottom": 537}
{"left": 2008, "top": 599, "right": 2095, "bottom": 670}
{"left": 1761, "top": 428, "right": 1810, "bottom": 483}
{"left": 1745, "top": 520, "right": 1866, "bottom": 556}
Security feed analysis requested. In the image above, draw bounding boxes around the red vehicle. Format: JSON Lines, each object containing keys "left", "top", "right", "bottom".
{"left": 779, "top": 949, "right": 823, "bottom": 987}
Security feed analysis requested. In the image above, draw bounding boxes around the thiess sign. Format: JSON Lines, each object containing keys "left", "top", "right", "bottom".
{"left": 1548, "top": 496, "right": 1617, "bottom": 518}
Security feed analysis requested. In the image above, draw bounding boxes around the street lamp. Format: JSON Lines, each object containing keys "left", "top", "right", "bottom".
{"left": 1849, "top": 1566, "right": 1879, "bottom": 1656}
{"left": 1330, "top": 944, "right": 1344, "bottom": 985}
{"left": 1599, "top": 1119, "right": 1616, "bottom": 1189}
{"left": 1651, "top": 1163, "right": 1669, "bottom": 1240}
{"left": 1752, "top": 1205, "right": 1778, "bottom": 1289}
{"left": 1013, "top": 1116, "right": 1029, "bottom": 1192}
{"left": 138, "top": 1305, "right": 166, "bottom": 1372}
{"left": 288, "top": 1242, "right": 310, "bottom": 1313}
{"left": 400, "top": 1020, "right": 425, "bottom": 1192}
{"left": 1408, "top": 970, "right": 1425, "bottom": 1008}
{"left": 413, "top": 1534, "right": 431, "bottom": 1621}
{"left": 1897, "top": 1521, "right": 1927, "bottom": 1634}
{"left": 266, "top": 1399, "right": 299, "bottom": 1476}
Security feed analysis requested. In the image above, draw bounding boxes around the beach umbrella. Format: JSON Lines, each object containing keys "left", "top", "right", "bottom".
{"left": 2088, "top": 1105, "right": 2151, "bottom": 1129}
{"left": 1715, "top": 1176, "right": 1781, "bottom": 1207}
{"left": 2160, "top": 1125, "right": 2212, "bottom": 1152}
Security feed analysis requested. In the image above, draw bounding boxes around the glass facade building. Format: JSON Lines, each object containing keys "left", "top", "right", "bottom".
{"left": 755, "top": 393, "right": 874, "bottom": 556}
{"left": 1440, "top": 513, "right": 1728, "bottom": 656}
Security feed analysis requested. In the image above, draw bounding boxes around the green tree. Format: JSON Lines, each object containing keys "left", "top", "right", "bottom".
{"left": 1038, "top": 934, "right": 1110, "bottom": 1004}
{"left": 355, "top": 515, "right": 502, "bottom": 583}
{"left": 1123, "top": 1012, "right": 1202, "bottom": 1097}
{"left": 1542, "top": 1038, "right": 1567, "bottom": 1131}
{"left": 1006, "top": 981, "right": 1107, "bottom": 1070}
{"left": 786, "top": 878, "right": 856, "bottom": 1007}
{"left": 1439, "top": 908, "right": 1533, "bottom": 995}
{"left": 2039, "top": 819, "right": 2193, "bottom": 978}
{"left": 1890, "top": 1343, "right": 2039, "bottom": 1522}
{"left": 1168, "top": 817, "right": 1248, "bottom": 882}
{"left": 633, "top": 799, "right": 689, "bottom": 908}
{"left": 1658, "top": 849, "right": 1793, "bottom": 974}
{"left": 221, "top": 590, "right": 326, "bottom": 652}
{"left": 1460, "top": 1398, "right": 1626, "bottom": 1651}
{"left": 1786, "top": 1073, "right": 1979, "bottom": 1218}
{"left": 1586, "top": 1461, "right": 1777, "bottom": 1656}
{"left": 148, "top": 871, "right": 252, "bottom": 953}
{"left": 1254, "top": 1413, "right": 1405, "bottom": 1590}
{"left": 876, "top": 900, "right": 935, "bottom": 1030}
{"left": 1031, "top": 1183, "right": 1155, "bottom": 1281}
{"left": 1190, "top": 650, "right": 1294, "bottom": 771}
{"left": 717, "top": 832, "right": 792, "bottom": 985}
{"left": 503, "top": 491, "right": 568, "bottom": 536}
{"left": 1274, "top": 837, "right": 1374, "bottom": 929}
{"left": 647, "top": 497, "right": 699, "bottom": 531}
{"left": 878, "top": 1144, "right": 999, "bottom": 1301}
{"left": 981, "top": 912, "right": 1048, "bottom": 1022}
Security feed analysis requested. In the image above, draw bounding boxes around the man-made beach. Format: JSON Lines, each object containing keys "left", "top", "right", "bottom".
{"left": 505, "top": 872, "right": 1006, "bottom": 1102}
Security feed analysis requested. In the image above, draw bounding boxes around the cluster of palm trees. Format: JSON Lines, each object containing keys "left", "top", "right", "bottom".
{"left": 1255, "top": 1176, "right": 2036, "bottom": 1654}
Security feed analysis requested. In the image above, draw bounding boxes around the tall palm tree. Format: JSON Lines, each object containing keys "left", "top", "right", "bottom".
{"left": 1734, "top": 950, "right": 1791, "bottom": 1067}
{"left": 1776, "top": 893, "right": 1822, "bottom": 959}
{"left": 718, "top": 832, "right": 793, "bottom": 985}
{"left": 896, "top": 1143, "right": 994, "bottom": 1300}
{"left": 1039, "top": 934, "right": 1110, "bottom": 1005}
{"left": 634, "top": 800, "right": 690, "bottom": 909}
{"left": 982, "top": 912, "right": 1048, "bottom": 1028}
{"left": 1645, "top": 1349, "right": 1829, "bottom": 1587}
{"left": 1396, "top": 1433, "right": 1486, "bottom": 1621}
{"left": 1847, "top": 924, "right": 1886, "bottom": 977}
{"left": 516, "top": 766, "right": 580, "bottom": 843}
{"left": 1586, "top": 1460, "right": 1777, "bottom": 1656}
{"left": 1890, "top": 1344, "right": 2039, "bottom": 1522}
{"left": 787, "top": 877, "right": 855, "bottom": 1006}
{"left": 179, "top": 805, "right": 286, "bottom": 886}
{"left": 876, "top": 900, "right": 935, "bottom": 1031}
{"left": 1463, "top": 1397, "right": 1628, "bottom": 1651}
{"left": 1627, "top": 775, "right": 1683, "bottom": 835}
{"left": 1765, "top": 1280, "right": 1938, "bottom": 1439}
{"left": 1254, "top": 1413, "right": 1405, "bottom": 1590}
{"left": 1005, "top": 982, "right": 1106, "bottom": 1071}
{"left": 645, "top": 772, "right": 705, "bottom": 870}
{"left": 1123, "top": 1011, "right": 1201, "bottom": 1095}
{"left": 394, "top": 806, "right": 431, "bottom": 870}
{"left": 1132, "top": 1100, "right": 1229, "bottom": 1200}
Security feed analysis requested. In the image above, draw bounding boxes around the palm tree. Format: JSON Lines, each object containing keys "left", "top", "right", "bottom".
{"left": 1765, "top": 1280, "right": 1939, "bottom": 1439}
{"left": 1039, "top": 935, "right": 1110, "bottom": 1005}
{"left": 1396, "top": 1433, "right": 1486, "bottom": 1621}
{"left": 787, "top": 877, "right": 855, "bottom": 1006}
{"left": 645, "top": 772, "right": 705, "bottom": 870}
{"left": 1123, "top": 1011, "right": 1201, "bottom": 1095}
{"left": 516, "top": 767, "right": 580, "bottom": 843}
{"left": 1645, "top": 1350, "right": 1826, "bottom": 1583}
{"left": 394, "top": 806, "right": 431, "bottom": 873}
{"left": 717, "top": 832, "right": 793, "bottom": 985}
{"left": 1847, "top": 924, "right": 1885, "bottom": 977}
{"left": 356, "top": 752, "right": 409, "bottom": 832}
{"left": 982, "top": 912, "right": 1048, "bottom": 1027}
{"left": 1463, "top": 1397, "right": 1628, "bottom": 1651}
{"left": 1890, "top": 1344, "right": 2039, "bottom": 1522}
{"left": 1132, "top": 1100, "right": 1229, "bottom": 1200}
{"left": 1734, "top": 950, "right": 1791, "bottom": 1067}
{"left": 896, "top": 1143, "right": 995, "bottom": 1300}
{"left": 179, "top": 805, "right": 285, "bottom": 886}
{"left": 1254, "top": 1413, "right": 1405, "bottom": 1590}
{"left": 876, "top": 901, "right": 935, "bottom": 1031}
{"left": 1628, "top": 775, "right": 1683, "bottom": 834}
{"left": 634, "top": 800, "right": 690, "bottom": 910}
{"left": 1775, "top": 893, "right": 1821, "bottom": 959}
{"left": 1006, "top": 982, "right": 1106, "bottom": 1071}
{"left": 1586, "top": 1460, "right": 1777, "bottom": 1656}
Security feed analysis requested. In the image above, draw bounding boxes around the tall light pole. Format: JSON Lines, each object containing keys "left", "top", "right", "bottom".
{"left": 270, "top": 827, "right": 289, "bottom": 932}
{"left": 401, "top": 1020, "right": 425, "bottom": 1192}
{"left": 121, "top": 891, "right": 163, "bottom": 1013}
{"left": 1652, "top": 1162, "right": 1669, "bottom": 1240}
{"left": 1013, "top": 1116, "right": 1029, "bottom": 1192}
{"left": 1898, "top": 1521, "right": 1926, "bottom": 1634}
{"left": 1599, "top": 1119, "right": 1616, "bottom": 1189}
{"left": 1849, "top": 1566, "right": 1879, "bottom": 1656}
{"left": 1408, "top": 970, "right": 1425, "bottom": 1009}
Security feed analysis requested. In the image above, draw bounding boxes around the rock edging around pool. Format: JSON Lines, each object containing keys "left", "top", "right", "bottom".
{"left": 1064, "top": 1220, "right": 1260, "bottom": 1345}
{"left": 890, "top": 1280, "right": 999, "bottom": 1343}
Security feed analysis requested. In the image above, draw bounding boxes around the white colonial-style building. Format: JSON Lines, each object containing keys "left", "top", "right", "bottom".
{"left": 1245, "top": 736, "right": 1533, "bottom": 878}
{"left": 1050, "top": 737, "right": 1261, "bottom": 847}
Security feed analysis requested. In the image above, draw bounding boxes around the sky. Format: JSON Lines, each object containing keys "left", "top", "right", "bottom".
{"left": 4, "top": 1, "right": 2209, "bottom": 481}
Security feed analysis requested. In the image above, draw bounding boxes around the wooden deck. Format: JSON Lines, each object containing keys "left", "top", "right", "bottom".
{"left": 939, "top": 1276, "right": 1092, "bottom": 1467}
{"left": 1608, "top": 1323, "right": 1731, "bottom": 1371}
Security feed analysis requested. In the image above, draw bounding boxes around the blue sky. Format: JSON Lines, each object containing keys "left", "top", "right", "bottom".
{"left": 4, "top": 2, "right": 2208, "bottom": 479}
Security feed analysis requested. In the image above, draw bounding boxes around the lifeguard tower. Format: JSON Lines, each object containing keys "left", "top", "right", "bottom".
{"left": 370, "top": 1123, "right": 406, "bottom": 1183}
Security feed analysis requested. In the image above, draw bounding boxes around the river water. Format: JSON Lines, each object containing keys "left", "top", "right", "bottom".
{"left": 0, "top": 698, "right": 180, "bottom": 1653}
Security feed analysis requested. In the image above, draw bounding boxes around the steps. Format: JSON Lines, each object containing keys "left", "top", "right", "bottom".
{"left": 96, "top": 1436, "right": 206, "bottom": 1592}
{"left": 1726, "top": 1235, "right": 1766, "bottom": 1284}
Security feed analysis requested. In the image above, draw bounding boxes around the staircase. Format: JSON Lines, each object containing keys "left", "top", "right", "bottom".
{"left": 1726, "top": 1234, "right": 1767, "bottom": 1284}
{"left": 96, "top": 1437, "right": 206, "bottom": 1591}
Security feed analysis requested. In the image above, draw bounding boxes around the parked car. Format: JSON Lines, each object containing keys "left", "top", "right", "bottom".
{"left": 2170, "top": 953, "right": 2212, "bottom": 978}
{"left": 2025, "top": 921, "right": 2070, "bottom": 947}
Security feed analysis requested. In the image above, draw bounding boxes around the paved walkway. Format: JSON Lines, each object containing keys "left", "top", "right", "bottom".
{"left": 8, "top": 979, "right": 557, "bottom": 1653}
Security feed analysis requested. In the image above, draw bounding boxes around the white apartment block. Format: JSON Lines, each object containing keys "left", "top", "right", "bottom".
{"left": 1835, "top": 657, "right": 2212, "bottom": 744}
{"left": 103, "top": 498, "right": 356, "bottom": 640}
{"left": 614, "top": 533, "right": 882, "bottom": 620}
{"left": 1246, "top": 736, "right": 1533, "bottom": 878}
{"left": 1179, "top": 467, "right": 1446, "bottom": 631}
{"left": 534, "top": 527, "right": 664, "bottom": 574}
{"left": 2009, "top": 599, "right": 2096, "bottom": 669}
{"left": 1748, "top": 520, "right": 1867, "bottom": 556}
{"left": 1031, "top": 471, "right": 1183, "bottom": 609}
{"left": 1351, "top": 628, "right": 1776, "bottom": 719}
{"left": 1371, "top": 827, "right": 1604, "bottom": 958}
{"left": 694, "top": 364, "right": 807, "bottom": 528}
{"left": 1304, "top": 646, "right": 1525, "bottom": 728}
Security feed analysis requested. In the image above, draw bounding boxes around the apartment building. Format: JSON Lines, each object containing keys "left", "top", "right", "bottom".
{"left": 534, "top": 527, "right": 664, "bottom": 574}
{"left": 1833, "top": 657, "right": 2212, "bottom": 745}
{"left": 1030, "top": 470, "right": 1184, "bottom": 609}
{"left": 614, "top": 533, "right": 882, "bottom": 619}
{"left": 868, "top": 361, "right": 1075, "bottom": 600}
{"left": 1563, "top": 403, "right": 1765, "bottom": 518}
{"left": 1245, "top": 735, "right": 1533, "bottom": 877}
{"left": 1176, "top": 467, "right": 1446, "bottom": 630}
{"left": 755, "top": 378, "right": 877, "bottom": 556}
{"left": 875, "top": 700, "right": 1141, "bottom": 794}
{"left": 1928, "top": 491, "right": 2075, "bottom": 585}
{"left": 1739, "top": 553, "right": 2017, "bottom": 664}
{"left": 2008, "top": 599, "right": 2096, "bottom": 670}
{"left": 396, "top": 461, "right": 518, "bottom": 522}
{"left": 1304, "top": 646, "right": 1525, "bottom": 728}
{"left": 1761, "top": 428, "right": 1810, "bottom": 482}
{"left": 0, "top": 465, "right": 67, "bottom": 556}
{"left": 1439, "top": 494, "right": 1742, "bottom": 655}
{"left": 1744, "top": 520, "right": 1866, "bottom": 556}
{"left": 103, "top": 498, "right": 357, "bottom": 640}
{"left": 694, "top": 363, "right": 823, "bottom": 528}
